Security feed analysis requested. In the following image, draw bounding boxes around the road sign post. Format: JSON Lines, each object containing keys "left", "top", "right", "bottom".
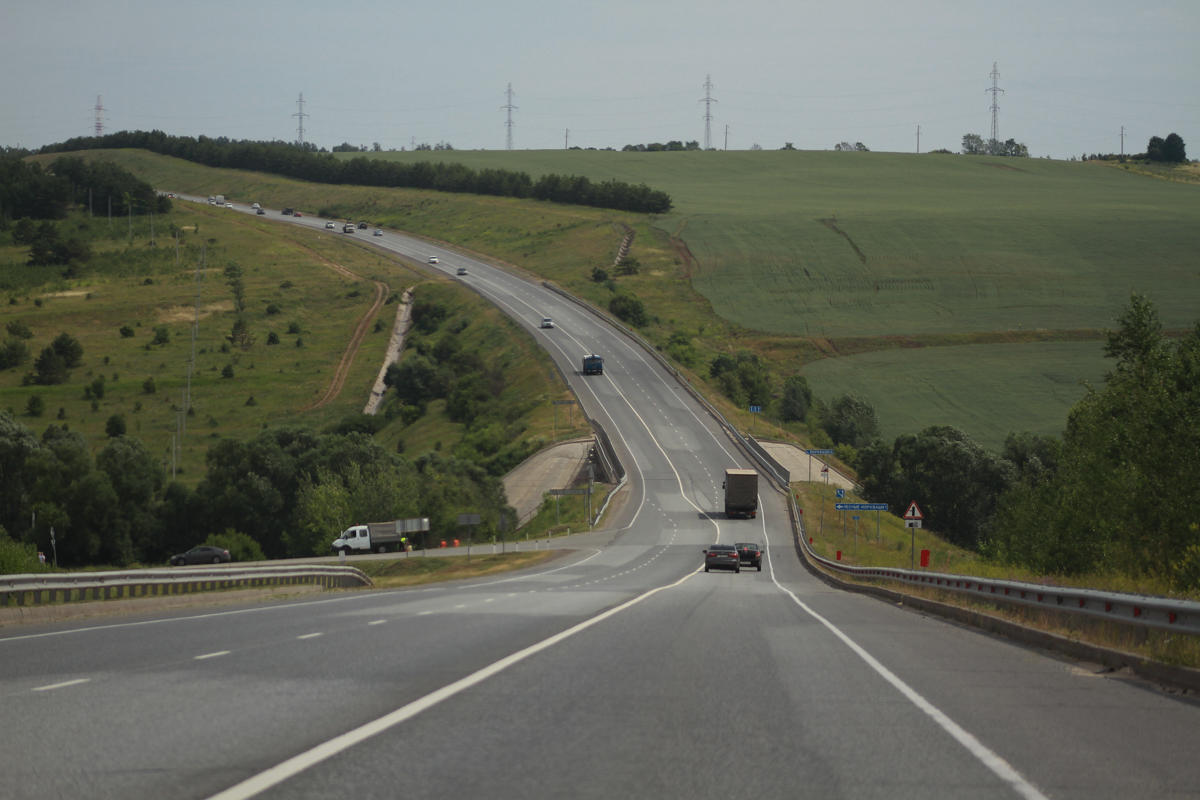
{"left": 457, "top": 513, "right": 481, "bottom": 562}
{"left": 852, "top": 515, "right": 860, "bottom": 554}
{"left": 903, "top": 502, "right": 925, "bottom": 569}
{"left": 805, "top": 450, "right": 834, "bottom": 483}
{"left": 748, "top": 405, "right": 762, "bottom": 435}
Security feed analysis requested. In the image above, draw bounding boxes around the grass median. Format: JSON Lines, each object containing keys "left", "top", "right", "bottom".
{"left": 330, "top": 550, "right": 562, "bottom": 589}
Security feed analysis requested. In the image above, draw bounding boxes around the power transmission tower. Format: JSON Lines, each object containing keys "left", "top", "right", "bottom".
{"left": 293, "top": 93, "right": 309, "bottom": 147}
{"left": 699, "top": 75, "right": 717, "bottom": 150}
{"left": 93, "top": 96, "right": 106, "bottom": 137}
{"left": 503, "top": 84, "right": 517, "bottom": 150}
{"left": 985, "top": 63, "right": 1004, "bottom": 145}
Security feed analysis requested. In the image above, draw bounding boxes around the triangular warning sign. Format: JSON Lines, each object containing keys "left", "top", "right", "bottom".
{"left": 904, "top": 501, "right": 924, "bottom": 520}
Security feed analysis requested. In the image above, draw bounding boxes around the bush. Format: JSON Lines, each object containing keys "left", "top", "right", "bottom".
{"left": 151, "top": 326, "right": 170, "bottom": 345}
{"left": 105, "top": 414, "right": 127, "bottom": 437}
{"left": 32, "top": 347, "right": 68, "bottom": 385}
{"left": 609, "top": 294, "right": 648, "bottom": 327}
{"left": 50, "top": 332, "right": 83, "bottom": 368}
{"left": 0, "top": 339, "right": 30, "bottom": 370}
{"left": 267, "top": 331, "right": 280, "bottom": 345}
{"left": 280, "top": 280, "right": 293, "bottom": 289}
{"left": 203, "top": 530, "right": 265, "bottom": 563}
{"left": 26, "top": 395, "right": 44, "bottom": 417}
{"left": 119, "top": 325, "right": 135, "bottom": 338}
{"left": 592, "top": 266, "right": 609, "bottom": 283}
{"left": 221, "top": 364, "right": 234, "bottom": 379}
{"left": 266, "top": 304, "right": 281, "bottom": 316}
{"left": 142, "top": 377, "right": 156, "bottom": 394}
{"left": 6, "top": 320, "right": 33, "bottom": 339}
{"left": 0, "top": 527, "right": 45, "bottom": 575}
{"left": 287, "top": 322, "right": 301, "bottom": 334}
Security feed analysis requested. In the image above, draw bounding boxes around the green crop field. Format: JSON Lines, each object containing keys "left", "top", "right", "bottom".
{"left": 802, "top": 341, "right": 1112, "bottom": 449}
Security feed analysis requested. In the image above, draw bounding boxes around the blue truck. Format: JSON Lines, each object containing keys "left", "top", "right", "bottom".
{"left": 582, "top": 354, "right": 604, "bottom": 375}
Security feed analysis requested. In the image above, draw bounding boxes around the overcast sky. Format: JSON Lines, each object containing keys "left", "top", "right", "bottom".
{"left": 3, "top": 0, "right": 1197, "bottom": 159}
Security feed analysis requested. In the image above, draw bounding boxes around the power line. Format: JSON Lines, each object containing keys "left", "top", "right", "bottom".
{"left": 502, "top": 84, "right": 517, "bottom": 150}
{"left": 986, "top": 62, "right": 1004, "bottom": 143}
{"left": 293, "top": 93, "right": 308, "bottom": 146}
{"left": 699, "top": 75, "right": 717, "bottom": 150}
{"left": 93, "top": 96, "right": 106, "bottom": 137}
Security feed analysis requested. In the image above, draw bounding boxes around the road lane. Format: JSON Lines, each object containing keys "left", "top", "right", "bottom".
{"left": 3, "top": 196, "right": 1197, "bottom": 799}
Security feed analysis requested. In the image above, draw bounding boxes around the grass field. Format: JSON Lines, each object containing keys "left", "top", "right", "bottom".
{"left": 54, "top": 147, "right": 1200, "bottom": 449}
{"left": 802, "top": 341, "right": 1112, "bottom": 449}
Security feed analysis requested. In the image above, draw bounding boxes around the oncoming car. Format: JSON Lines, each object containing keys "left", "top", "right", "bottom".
{"left": 171, "top": 546, "right": 231, "bottom": 566}
{"left": 325, "top": 221, "right": 336, "bottom": 229}
{"left": 428, "top": 256, "right": 439, "bottom": 264}
{"left": 456, "top": 267, "right": 468, "bottom": 276}
{"left": 540, "top": 317, "right": 554, "bottom": 329}
{"left": 703, "top": 543, "right": 740, "bottom": 573}
{"left": 373, "top": 229, "right": 383, "bottom": 236}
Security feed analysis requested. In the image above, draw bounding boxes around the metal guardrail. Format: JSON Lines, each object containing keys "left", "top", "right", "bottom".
{"left": 0, "top": 565, "right": 371, "bottom": 608}
{"left": 785, "top": 492, "right": 1200, "bottom": 637}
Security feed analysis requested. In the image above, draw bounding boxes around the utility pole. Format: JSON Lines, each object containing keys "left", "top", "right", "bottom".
{"left": 293, "top": 93, "right": 308, "bottom": 147}
{"left": 1120, "top": 125, "right": 1125, "bottom": 156}
{"left": 93, "top": 96, "right": 106, "bottom": 137}
{"left": 917, "top": 125, "right": 921, "bottom": 153}
{"left": 985, "top": 62, "right": 1004, "bottom": 147}
{"left": 502, "top": 84, "right": 517, "bottom": 150}
{"left": 724, "top": 124, "right": 729, "bottom": 151}
{"left": 699, "top": 75, "right": 717, "bottom": 151}
{"left": 565, "top": 129, "right": 569, "bottom": 149}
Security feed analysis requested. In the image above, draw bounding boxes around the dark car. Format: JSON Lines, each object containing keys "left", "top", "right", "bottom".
{"left": 357, "top": 222, "right": 368, "bottom": 229}
{"left": 703, "top": 543, "right": 740, "bottom": 573}
{"left": 735, "top": 542, "right": 763, "bottom": 571}
{"left": 256, "top": 208, "right": 266, "bottom": 215}
{"left": 171, "top": 546, "right": 231, "bottom": 566}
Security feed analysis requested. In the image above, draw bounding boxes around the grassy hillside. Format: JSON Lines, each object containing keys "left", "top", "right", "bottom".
{"left": 0, "top": 202, "right": 426, "bottom": 477}
{"left": 54, "top": 147, "right": 1200, "bottom": 452}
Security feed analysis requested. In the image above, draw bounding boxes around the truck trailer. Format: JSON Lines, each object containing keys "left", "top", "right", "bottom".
{"left": 723, "top": 469, "right": 759, "bottom": 519}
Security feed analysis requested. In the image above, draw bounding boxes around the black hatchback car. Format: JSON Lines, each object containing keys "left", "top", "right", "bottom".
{"left": 703, "top": 543, "right": 740, "bottom": 573}
{"left": 735, "top": 542, "right": 763, "bottom": 571}
{"left": 170, "top": 546, "right": 231, "bottom": 566}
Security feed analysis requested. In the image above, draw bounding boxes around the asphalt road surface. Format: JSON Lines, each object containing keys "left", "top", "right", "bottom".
{"left": 4, "top": 199, "right": 1199, "bottom": 800}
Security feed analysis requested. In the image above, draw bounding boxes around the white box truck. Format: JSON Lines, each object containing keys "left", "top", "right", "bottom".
{"left": 332, "top": 522, "right": 406, "bottom": 554}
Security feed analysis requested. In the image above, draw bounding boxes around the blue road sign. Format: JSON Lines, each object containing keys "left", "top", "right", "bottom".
{"left": 749, "top": 405, "right": 762, "bottom": 413}
{"left": 853, "top": 516, "right": 860, "bottom": 520}
{"left": 805, "top": 449, "right": 835, "bottom": 455}
{"left": 836, "top": 488, "right": 845, "bottom": 499}
{"left": 835, "top": 503, "right": 888, "bottom": 511}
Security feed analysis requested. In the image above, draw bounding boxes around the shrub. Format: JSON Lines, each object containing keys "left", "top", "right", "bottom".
{"left": 295, "top": 338, "right": 304, "bottom": 348}
{"left": 280, "top": 280, "right": 293, "bottom": 289}
{"left": 609, "top": 294, "right": 648, "bottom": 327}
{"left": 105, "top": 413, "right": 126, "bottom": 437}
{"left": 151, "top": 326, "right": 170, "bottom": 345}
{"left": 32, "top": 347, "right": 68, "bottom": 385}
{"left": 5, "top": 320, "right": 33, "bottom": 339}
{"left": 592, "top": 266, "right": 609, "bottom": 283}
{"left": 26, "top": 395, "right": 44, "bottom": 417}
{"left": 265, "top": 304, "right": 281, "bottom": 316}
{"left": 0, "top": 339, "right": 30, "bottom": 370}
{"left": 90, "top": 376, "right": 106, "bottom": 400}
{"left": 267, "top": 331, "right": 280, "bottom": 345}
{"left": 245, "top": 396, "right": 257, "bottom": 406}
{"left": 286, "top": 322, "right": 301, "bottom": 334}
{"left": 119, "top": 325, "right": 135, "bottom": 338}
{"left": 51, "top": 332, "right": 83, "bottom": 368}
{"left": 203, "top": 530, "right": 265, "bottom": 563}
{"left": 221, "top": 364, "right": 234, "bottom": 379}
{"left": 142, "top": 377, "right": 156, "bottom": 394}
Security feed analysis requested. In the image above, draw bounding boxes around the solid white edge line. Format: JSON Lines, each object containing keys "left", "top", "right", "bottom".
{"left": 32, "top": 678, "right": 90, "bottom": 692}
{"left": 760, "top": 509, "right": 1048, "bottom": 800}
{"left": 206, "top": 568, "right": 700, "bottom": 800}
{"left": 296, "top": 633, "right": 323, "bottom": 640}
{"left": 194, "top": 651, "right": 231, "bottom": 660}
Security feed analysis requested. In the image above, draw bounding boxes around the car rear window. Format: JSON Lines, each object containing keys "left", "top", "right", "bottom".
{"left": 710, "top": 544, "right": 735, "bottom": 551}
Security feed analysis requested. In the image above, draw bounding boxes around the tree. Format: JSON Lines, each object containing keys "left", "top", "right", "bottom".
{"left": 204, "top": 529, "right": 265, "bottom": 562}
{"left": 779, "top": 376, "right": 813, "bottom": 422}
{"left": 1162, "top": 133, "right": 1187, "bottom": 163}
{"left": 26, "top": 395, "right": 44, "bottom": 418}
{"left": 32, "top": 347, "right": 68, "bottom": 385}
{"left": 105, "top": 414, "right": 127, "bottom": 437}
{"left": 0, "top": 339, "right": 30, "bottom": 370}
{"left": 781, "top": 143, "right": 797, "bottom": 151}
{"left": 6, "top": 320, "right": 32, "bottom": 339}
{"left": 961, "top": 134, "right": 984, "bottom": 155}
{"left": 227, "top": 317, "right": 256, "bottom": 350}
{"left": 50, "top": 332, "right": 83, "bottom": 368}
{"left": 823, "top": 393, "right": 880, "bottom": 448}
{"left": 221, "top": 364, "right": 235, "bottom": 379}
{"left": 224, "top": 261, "right": 246, "bottom": 313}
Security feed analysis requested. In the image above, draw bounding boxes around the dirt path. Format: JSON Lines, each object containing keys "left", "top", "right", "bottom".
{"left": 290, "top": 240, "right": 390, "bottom": 411}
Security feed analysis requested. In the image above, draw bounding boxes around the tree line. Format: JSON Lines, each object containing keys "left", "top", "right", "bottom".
{"left": 0, "top": 156, "right": 167, "bottom": 223}
{"left": 0, "top": 419, "right": 514, "bottom": 569}
{"left": 41, "top": 131, "right": 674, "bottom": 215}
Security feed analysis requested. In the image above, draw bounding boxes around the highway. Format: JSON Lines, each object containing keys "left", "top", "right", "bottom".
{"left": 3, "top": 199, "right": 1200, "bottom": 800}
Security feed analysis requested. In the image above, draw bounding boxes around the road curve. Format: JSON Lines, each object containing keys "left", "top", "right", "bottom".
{"left": 2, "top": 197, "right": 1198, "bottom": 800}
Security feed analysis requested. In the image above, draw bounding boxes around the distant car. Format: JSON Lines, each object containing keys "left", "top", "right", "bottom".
{"left": 735, "top": 542, "right": 763, "bottom": 571}
{"left": 256, "top": 208, "right": 265, "bottom": 215}
{"left": 428, "top": 256, "right": 439, "bottom": 264}
{"left": 456, "top": 267, "right": 468, "bottom": 276}
{"left": 373, "top": 229, "right": 383, "bottom": 236}
{"left": 225, "top": 203, "right": 233, "bottom": 208}
{"left": 357, "top": 222, "right": 368, "bottom": 229}
{"left": 703, "top": 543, "right": 740, "bottom": 573}
{"left": 251, "top": 202, "right": 261, "bottom": 209}
{"left": 325, "top": 221, "right": 336, "bottom": 229}
{"left": 541, "top": 317, "right": 554, "bottom": 329}
{"left": 282, "top": 208, "right": 294, "bottom": 215}
{"left": 171, "top": 546, "right": 231, "bottom": 566}
{"left": 294, "top": 211, "right": 303, "bottom": 217}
